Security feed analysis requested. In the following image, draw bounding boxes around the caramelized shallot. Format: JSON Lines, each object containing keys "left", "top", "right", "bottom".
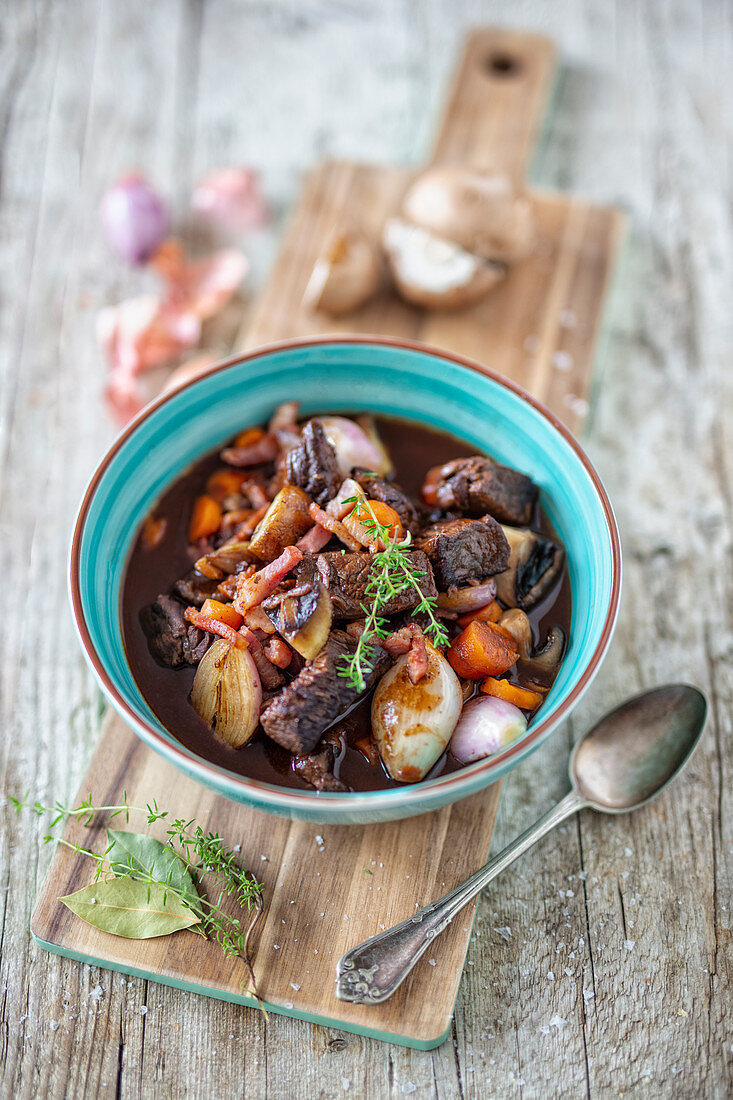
{"left": 190, "top": 639, "right": 262, "bottom": 747}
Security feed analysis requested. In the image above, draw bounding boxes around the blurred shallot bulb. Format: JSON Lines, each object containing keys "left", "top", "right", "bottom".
{"left": 192, "top": 168, "right": 269, "bottom": 233}
{"left": 99, "top": 175, "right": 169, "bottom": 264}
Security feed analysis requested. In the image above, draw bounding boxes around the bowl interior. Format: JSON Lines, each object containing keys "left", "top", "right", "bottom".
{"left": 74, "top": 340, "right": 618, "bottom": 812}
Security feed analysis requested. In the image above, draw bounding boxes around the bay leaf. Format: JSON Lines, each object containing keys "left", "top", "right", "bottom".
{"left": 59, "top": 879, "right": 201, "bottom": 938}
{"left": 105, "top": 829, "right": 205, "bottom": 925}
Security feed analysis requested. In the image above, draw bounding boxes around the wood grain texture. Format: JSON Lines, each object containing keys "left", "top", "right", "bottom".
{"left": 1, "top": 2, "right": 731, "bottom": 1098}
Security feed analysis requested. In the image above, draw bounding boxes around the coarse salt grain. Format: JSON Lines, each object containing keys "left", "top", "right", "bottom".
{"left": 140, "top": 1006, "right": 148, "bottom": 1016}
{"left": 549, "top": 1013, "right": 567, "bottom": 1030}
{"left": 552, "top": 350, "right": 573, "bottom": 371}
{"left": 290, "top": 983, "right": 301, "bottom": 991}
{"left": 428, "top": 959, "right": 436, "bottom": 966}
{"left": 625, "top": 940, "right": 636, "bottom": 951}
{"left": 563, "top": 393, "right": 589, "bottom": 417}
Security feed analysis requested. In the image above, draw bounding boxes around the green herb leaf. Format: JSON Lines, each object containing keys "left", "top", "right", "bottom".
{"left": 59, "top": 879, "right": 200, "bottom": 939}
{"left": 106, "top": 829, "right": 205, "bottom": 925}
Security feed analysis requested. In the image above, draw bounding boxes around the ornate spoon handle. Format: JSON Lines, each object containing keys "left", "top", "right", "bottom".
{"left": 335, "top": 790, "right": 585, "bottom": 1004}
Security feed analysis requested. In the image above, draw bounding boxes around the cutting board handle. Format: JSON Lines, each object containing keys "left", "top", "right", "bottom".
{"left": 430, "top": 28, "right": 556, "bottom": 183}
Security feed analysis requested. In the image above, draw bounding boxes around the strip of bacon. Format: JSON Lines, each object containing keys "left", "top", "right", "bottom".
{"left": 244, "top": 481, "right": 271, "bottom": 509}
{"left": 242, "top": 605, "right": 277, "bottom": 634}
{"left": 235, "top": 504, "right": 269, "bottom": 540}
{"left": 326, "top": 478, "right": 363, "bottom": 520}
{"left": 380, "top": 627, "right": 413, "bottom": 658}
{"left": 268, "top": 401, "right": 299, "bottom": 434}
{"left": 296, "top": 523, "right": 332, "bottom": 554}
{"left": 380, "top": 623, "right": 429, "bottom": 684}
{"left": 233, "top": 545, "right": 303, "bottom": 613}
{"left": 221, "top": 434, "right": 279, "bottom": 467}
{"left": 184, "top": 607, "right": 246, "bottom": 648}
{"left": 251, "top": 646, "right": 284, "bottom": 690}
{"left": 264, "top": 637, "right": 292, "bottom": 669}
{"left": 307, "top": 502, "right": 362, "bottom": 551}
{"left": 406, "top": 630, "right": 429, "bottom": 685}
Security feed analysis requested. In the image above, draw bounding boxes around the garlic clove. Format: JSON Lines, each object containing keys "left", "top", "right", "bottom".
{"left": 383, "top": 218, "right": 503, "bottom": 311}
{"left": 190, "top": 639, "right": 262, "bottom": 747}
{"left": 304, "top": 228, "right": 382, "bottom": 315}
{"left": 401, "top": 167, "right": 535, "bottom": 264}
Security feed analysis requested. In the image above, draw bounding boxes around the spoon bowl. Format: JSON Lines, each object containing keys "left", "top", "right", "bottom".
{"left": 336, "top": 683, "right": 708, "bottom": 1004}
{"left": 571, "top": 684, "right": 707, "bottom": 812}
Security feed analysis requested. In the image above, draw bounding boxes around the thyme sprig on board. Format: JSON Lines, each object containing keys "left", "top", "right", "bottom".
{"left": 10, "top": 791, "right": 264, "bottom": 1002}
{"left": 338, "top": 491, "right": 449, "bottom": 691}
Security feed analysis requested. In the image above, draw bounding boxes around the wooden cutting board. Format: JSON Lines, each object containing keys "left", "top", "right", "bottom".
{"left": 31, "top": 28, "right": 625, "bottom": 1049}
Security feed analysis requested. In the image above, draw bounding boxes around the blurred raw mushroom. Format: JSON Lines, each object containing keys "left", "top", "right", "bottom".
{"left": 304, "top": 226, "right": 383, "bottom": 315}
{"left": 383, "top": 166, "right": 536, "bottom": 311}
{"left": 382, "top": 219, "right": 503, "bottom": 311}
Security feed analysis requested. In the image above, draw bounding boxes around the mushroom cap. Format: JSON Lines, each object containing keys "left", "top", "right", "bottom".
{"left": 304, "top": 226, "right": 382, "bottom": 316}
{"left": 402, "top": 167, "right": 536, "bottom": 264}
{"left": 383, "top": 217, "right": 504, "bottom": 312}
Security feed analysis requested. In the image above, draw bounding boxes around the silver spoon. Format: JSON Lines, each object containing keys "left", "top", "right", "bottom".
{"left": 335, "top": 684, "right": 707, "bottom": 1005}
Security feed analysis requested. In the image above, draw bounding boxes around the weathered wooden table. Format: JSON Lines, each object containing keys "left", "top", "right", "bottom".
{"left": 1, "top": 2, "right": 730, "bottom": 1097}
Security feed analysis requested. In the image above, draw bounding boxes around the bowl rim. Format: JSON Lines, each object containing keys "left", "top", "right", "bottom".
{"left": 70, "top": 334, "right": 621, "bottom": 814}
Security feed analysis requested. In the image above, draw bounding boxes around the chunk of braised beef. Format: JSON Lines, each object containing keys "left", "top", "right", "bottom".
{"left": 293, "top": 737, "right": 348, "bottom": 792}
{"left": 260, "top": 630, "right": 389, "bottom": 754}
{"left": 316, "top": 550, "right": 437, "bottom": 620}
{"left": 351, "top": 468, "right": 421, "bottom": 535}
{"left": 286, "top": 419, "right": 341, "bottom": 506}
{"left": 173, "top": 571, "right": 221, "bottom": 608}
{"left": 427, "top": 456, "right": 538, "bottom": 526}
{"left": 415, "top": 517, "right": 510, "bottom": 590}
{"left": 140, "top": 595, "right": 211, "bottom": 668}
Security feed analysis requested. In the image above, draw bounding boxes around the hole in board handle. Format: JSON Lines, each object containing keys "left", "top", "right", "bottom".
{"left": 486, "top": 52, "right": 520, "bottom": 77}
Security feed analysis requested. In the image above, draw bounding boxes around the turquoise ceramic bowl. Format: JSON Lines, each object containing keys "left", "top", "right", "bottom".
{"left": 70, "top": 336, "right": 621, "bottom": 824}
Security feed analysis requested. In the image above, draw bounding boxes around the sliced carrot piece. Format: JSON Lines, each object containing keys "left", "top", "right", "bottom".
{"left": 343, "top": 499, "right": 403, "bottom": 548}
{"left": 457, "top": 599, "right": 502, "bottom": 628}
{"left": 206, "top": 468, "right": 250, "bottom": 501}
{"left": 234, "top": 426, "right": 266, "bottom": 448}
{"left": 141, "top": 515, "right": 167, "bottom": 549}
{"left": 447, "top": 620, "right": 519, "bottom": 680}
{"left": 200, "top": 599, "right": 243, "bottom": 631}
{"left": 480, "top": 677, "right": 544, "bottom": 710}
{"left": 188, "top": 494, "right": 222, "bottom": 542}
{"left": 354, "top": 735, "right": 381, "bottom": 767}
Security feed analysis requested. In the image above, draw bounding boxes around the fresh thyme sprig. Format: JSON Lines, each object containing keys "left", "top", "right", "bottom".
{"left": 10, "top": 791, "right": 264, "bottom": 1000}
{"left": 338, "top": 491, "right": 449, "bottom": 691}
